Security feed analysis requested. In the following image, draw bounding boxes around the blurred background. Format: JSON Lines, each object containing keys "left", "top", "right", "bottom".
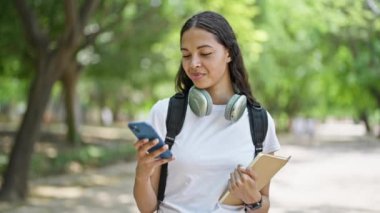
{"left": 0, "top": 0, "right": 379, "bottom": 212}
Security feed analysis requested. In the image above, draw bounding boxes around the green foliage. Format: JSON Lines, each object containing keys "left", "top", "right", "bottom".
{"left": 253, "top": 0, "right": 380, "bottom": 131}
{"left": 29, "top": 143, "right": 135, "bottom": 178}
{"left": 0, "top": 78, "right": 28, "bottom": 104}
{"left": 1, "top": 0, "right": 380, "bottom": 131}
{"left": 0, "top": 1, "right": 32, "bottom": 110}
{"left": 84, "top": 0, "right": 263, "bottom": 117}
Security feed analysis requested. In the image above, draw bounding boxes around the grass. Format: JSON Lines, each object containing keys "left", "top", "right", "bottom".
{"left": 29, "top": 142, "right": 136, "bottom": 178}
{"left": 0, "top": 125, "right": 137, "bottom": 179}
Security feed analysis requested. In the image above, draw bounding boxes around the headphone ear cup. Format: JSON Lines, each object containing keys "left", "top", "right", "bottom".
{"left": 224, "top": 94, "right": 247, "bottom": 121}
{"left": 188, "top": 87, "right": 212, "bottom": 117}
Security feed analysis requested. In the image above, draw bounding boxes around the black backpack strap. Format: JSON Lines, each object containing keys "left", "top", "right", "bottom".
{"left": 247, "top": 102, "right": 268, "bottom": 158}
{"left": 157, "top": 92, "right": 188, "bottom": 204}
{"left": 164, "top": 93, "right": 188, "bottom": 148}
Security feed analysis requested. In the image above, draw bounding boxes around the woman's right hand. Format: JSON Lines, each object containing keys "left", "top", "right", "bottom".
{"left": 134, "top": 138, "right": 174, "bottom": 181}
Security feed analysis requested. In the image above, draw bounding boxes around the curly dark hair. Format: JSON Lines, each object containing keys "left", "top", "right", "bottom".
{"left": 175, "top": 11, "right": 256, "bottom": 104}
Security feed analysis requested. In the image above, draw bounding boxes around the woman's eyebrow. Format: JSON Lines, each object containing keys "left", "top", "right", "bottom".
{"left": 180, "top": 45, "right": 213, "bottom": 51}
{"left": 197, "top": 44, "right": 213, "bottom": 49}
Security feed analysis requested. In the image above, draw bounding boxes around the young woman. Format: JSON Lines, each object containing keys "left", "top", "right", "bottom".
{"left": 133, "top": 11, "right": 281, "bottom": 212}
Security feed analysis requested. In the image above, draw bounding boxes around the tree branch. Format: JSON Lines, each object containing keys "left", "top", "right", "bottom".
{"left": 64, "top": 0, "right": 79, "bottom": 33}
{"left": 81, "top": 1, "right": 127, "bottom": 48}
{"left": 367, "top": 0, "right": 380, "bottom": 16}
{"left": 64, "top": 0, "right": 81, "bottom": 47}
{"left": 13, "top": 0, "right": 49, "bottom": 50}
{"left": 79, "top": 0, "right": 101, "bottom": 30}
{"left": 81, "top": 15, "right": 122, "bottom": 48}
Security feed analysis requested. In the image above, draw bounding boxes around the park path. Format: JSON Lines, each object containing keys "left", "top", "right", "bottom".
{"left": 270, "top": 135, "right": 380, "bottom": 213}
{"left": 0, "top": 160, "right": 139, "bottom": 213}
{"left": 0, "top": 121, "right": 379, "bottom": 213}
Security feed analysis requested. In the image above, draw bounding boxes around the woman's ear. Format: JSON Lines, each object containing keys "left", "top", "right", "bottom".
{"left": 227, "top": 55, "right": 231, "bottom": 63}
{"left": 226, "top": 51, "right": 232, "bottom": 63}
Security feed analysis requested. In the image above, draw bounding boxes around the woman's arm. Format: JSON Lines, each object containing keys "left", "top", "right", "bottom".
{"left": 133, "top": 166, "right": 161, "bottom": 212}
{"left": 229, "top": 152, "right": 276, "bottom": 213}
{"left": 244, "top": 183, "right": 270, "bottom": 213}
{"left": 133, "top": 139, "right": 174, "bottom": 213}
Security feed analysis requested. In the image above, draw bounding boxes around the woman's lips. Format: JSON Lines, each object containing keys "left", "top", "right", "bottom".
{"left": 189, "top": 72, "right": 205, "bottom": 81}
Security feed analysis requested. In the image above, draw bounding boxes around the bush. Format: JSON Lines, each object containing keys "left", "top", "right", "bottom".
{"left": 28, "top": 143, "right": 136, "bottom": 178}
{"left": 0, "top": 129, "right": 137, "bottom": 179}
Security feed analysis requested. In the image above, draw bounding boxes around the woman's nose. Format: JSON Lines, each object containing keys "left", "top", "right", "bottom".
{"left": 190, "top": 56, "right": 201, "bottom": 69}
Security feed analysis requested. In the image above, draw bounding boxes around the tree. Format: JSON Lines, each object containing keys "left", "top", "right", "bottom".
{"left": 0, "top": 0, "right": 100, "bottom": 201}
{"left": 84, "top": 0, "right": 264, "bottom": 121}
{"left": 253, "top": 0, "right": 380, "bottom": 133}
{"left": 314, "top": 0, "right": 380, "bottom": 133}
{"left": 0, "top": 0, "right": 268, "bottom": 201}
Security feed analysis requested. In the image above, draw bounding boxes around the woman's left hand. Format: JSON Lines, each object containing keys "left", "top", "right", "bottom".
{"left": 228, "top": 165, "right": 262, "bottom": 204}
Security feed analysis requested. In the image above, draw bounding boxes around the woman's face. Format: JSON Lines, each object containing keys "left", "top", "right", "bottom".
{"left": 180, "top": 27, "right": 231, "bottom": 93}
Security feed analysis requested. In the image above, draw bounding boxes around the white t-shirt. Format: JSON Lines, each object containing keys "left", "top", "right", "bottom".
{"left": 147, "top": 98, "right": 281, "bottom": 213}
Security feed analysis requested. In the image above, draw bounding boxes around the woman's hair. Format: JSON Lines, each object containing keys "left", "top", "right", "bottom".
{"left": 175, "top": 11, "right": 257, "bottom": 104}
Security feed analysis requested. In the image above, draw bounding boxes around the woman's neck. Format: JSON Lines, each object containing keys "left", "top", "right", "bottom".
{"left": 207, "top": 85, "right": 234, "bottom": 105}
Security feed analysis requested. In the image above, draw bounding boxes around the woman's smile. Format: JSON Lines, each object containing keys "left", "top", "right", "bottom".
{"left": 189, "top": 72, "right": 206, "bottom": 81}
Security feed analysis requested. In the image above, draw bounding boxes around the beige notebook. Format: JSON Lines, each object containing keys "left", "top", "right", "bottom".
{"left": 219, "top": 153, "right": 291, "bottom": 205}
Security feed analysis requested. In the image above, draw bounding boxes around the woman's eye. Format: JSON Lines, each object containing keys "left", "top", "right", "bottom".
{"left": 201, "top": 52, "right": 212, "bottom": 56}
{"left": 182, "top": 55, "right": 190, "bottom": 58}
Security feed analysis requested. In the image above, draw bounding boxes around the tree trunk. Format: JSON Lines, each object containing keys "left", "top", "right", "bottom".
{"left": 112, "top": 102, "right": 121, "bottom": 123}
{"left": 0, "top": 51, "right": 63, "bottom": 201}
{"left": 3, "top": 0, "right": 100, "bottom": 202}
{"left": 360, "top": 111, "right": 372, "bottom": 134}
{"left": 61, "top": 62, "right": 81, "bottom": 146}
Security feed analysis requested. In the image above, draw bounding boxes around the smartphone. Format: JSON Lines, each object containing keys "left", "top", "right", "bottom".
{"left": 128, "top": 121, "right": 172, "bottom": 159}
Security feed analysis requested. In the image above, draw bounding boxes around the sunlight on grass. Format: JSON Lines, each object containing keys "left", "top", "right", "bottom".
{"left": 117, "top": 194, "right": 135, "bottom": 204}
{"left": 81, "top": 126, "right": 132, "bottom": 140}
{"left": 73, "top": 174, "right": 120, "bottom": 187}
{"left": 31, "top": 186, "right": 83, "bottom": 199}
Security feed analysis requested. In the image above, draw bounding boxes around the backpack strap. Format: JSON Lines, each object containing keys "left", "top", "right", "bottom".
{"left": 247, "top": 102, "right": 268, "bottom": 158}
{"left": 157, "top": 92, "right": 188, "bottom": 204}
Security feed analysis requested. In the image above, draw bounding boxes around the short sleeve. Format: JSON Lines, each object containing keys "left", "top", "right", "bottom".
{"left": 146, "top": 98, "right": 170, "bottom": 141}
{"left": 263, "top": 111, "right": 281, "bottom": 154}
